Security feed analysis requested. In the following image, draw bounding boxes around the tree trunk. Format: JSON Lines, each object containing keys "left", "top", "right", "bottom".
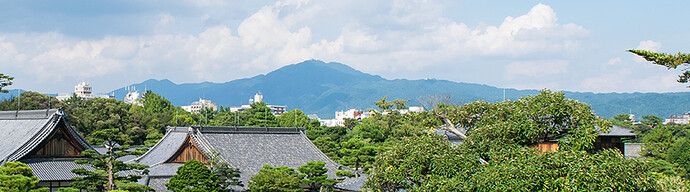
{"left": 106, "top": 145, "right": 115, "bottom": 191}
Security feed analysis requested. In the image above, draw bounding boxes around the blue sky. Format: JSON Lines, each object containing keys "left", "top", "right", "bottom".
{"left": 1, "top": 0, "right": 689, "bottom": 94}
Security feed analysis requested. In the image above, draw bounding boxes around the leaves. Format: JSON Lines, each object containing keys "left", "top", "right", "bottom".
{"left": 628, "top": 49, "right": 690, "bottom": 84}
{"left": 166, "top": 160, "right": 224, "bottom": 192}
{"left": 0, "top": 73, "right": 13, "bottom": 93}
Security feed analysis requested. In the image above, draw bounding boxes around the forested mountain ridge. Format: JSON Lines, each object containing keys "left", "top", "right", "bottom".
{"left": 3, "top": 60, "right": 689, "bottom": 118}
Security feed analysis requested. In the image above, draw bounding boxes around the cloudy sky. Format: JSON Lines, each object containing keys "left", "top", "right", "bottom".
{"left": 1, "top": 0, "right": 689, "bottom": 94}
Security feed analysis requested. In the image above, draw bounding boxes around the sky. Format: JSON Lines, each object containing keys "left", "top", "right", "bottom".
{"left": 1, "top": 0, "right": 690, "bottom": 94}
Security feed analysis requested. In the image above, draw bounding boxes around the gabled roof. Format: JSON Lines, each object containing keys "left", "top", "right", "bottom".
{"left": 136, "top": 126, "right": 356, "bottom": 191}
{"left": 0, "top": 109, "right": 93, "bottom": 165}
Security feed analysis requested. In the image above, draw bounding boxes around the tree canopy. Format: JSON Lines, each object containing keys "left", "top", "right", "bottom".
{"left": 248, "top": 165, "right": 303, "bottom": 192}
{"left": 167, "top": 160, "right": 224, "bottom": 192}
{"left": 0, "top": 73, "right": 12, "bottom": 93}
{"left": 0, "top": 162, "right": 48, "bottom": 192}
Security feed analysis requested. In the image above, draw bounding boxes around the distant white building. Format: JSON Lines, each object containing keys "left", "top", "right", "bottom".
{"left": 182, "top": 99, "right": 218, "bottom": 113}
{"left": 230, "top": 93, "right": 286, "bottom": 116}
{"left": 665, "top": 112, "right": 690, "bottom": 124}
{"left": 319, "top": 106, "right": 424, "bottom": 127}
{"left": 123, "top": 86, "right": 142, "bottom": 106}
{"left": 56, "top": 82, "right": 114, "bottom": 101}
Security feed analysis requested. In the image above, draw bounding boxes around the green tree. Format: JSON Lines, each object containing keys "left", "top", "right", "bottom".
{"left": 0, "top": 91, "right": 66, "bottom": 111}
{"left": 277, "top": 109, "right": 310, "bottom": 127}
{"left": 374, "top": 97, "right": 393, "bottom": 111}
{"left": 298, "top": 161, "right": 336, "bottom": 192}
{"left": 441, "top": 90, "right": 611, "bottom": 154}
{"left": 244, "top": 102, "right": 278, "bottom": 127}
{"left": 338, "top": 138, "right": 376, "bottom": 172}
{"left": 207, "top": 151, "right": 243, "bottom": 191}
{"left": 668, "top": 138, "right": 690, "bottom": 178}
{"left": 56, "top": 188, "right": 79, "bottom": 192}
{"left": 641, "top": 127, "right": 674, "bottom": 159}
{"left": 142, "top": 90, "right": 172, "bottom": 114}
{"left": 248, "top": 165, "right": 303, "bottom": 192}
{"left": 364, "top": 135, "right": 478, "bottom": 191}
{"left": 166, "top": 160, "right": 223, "bottom": 192}
{"left": 628, "top": 50, "right": 690, "bottom": 84}
{"left": 71, "top": 128, "right": 151, "bottom": 191}
{"left": 0, "top": 162, "right": 48, "bottom": 192}
{"left": 0, "top": 73, "right": 13, "bottom": 93}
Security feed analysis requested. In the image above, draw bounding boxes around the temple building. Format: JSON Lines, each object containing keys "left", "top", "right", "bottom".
{"left": 0, "top": 109, "right": 95, "bottom": 192}
{"left": 131, "top": 126, "right": 364, "bottom": 191}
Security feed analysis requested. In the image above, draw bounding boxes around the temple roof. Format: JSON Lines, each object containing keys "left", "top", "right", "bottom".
{"left": 135, "top": 126, "right": 360, "bottom": 191}
{"left": 0, "top": 109, "right": 93, "bottom": 165}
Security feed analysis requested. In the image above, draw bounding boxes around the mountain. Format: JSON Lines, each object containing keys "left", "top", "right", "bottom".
{"left": 106, "top": 60, "right": 690, "bottom": 119}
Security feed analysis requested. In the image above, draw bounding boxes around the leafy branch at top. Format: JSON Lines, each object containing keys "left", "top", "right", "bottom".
{"left": 628, "top": 49, "right": 690, "bottom": 84}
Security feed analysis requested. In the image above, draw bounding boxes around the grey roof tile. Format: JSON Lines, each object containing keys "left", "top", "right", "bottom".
{"left": 135, "top": 126, "right": 356, "bottom": 190}
{"left": 202, "top": 128, "right": 344, "bottom": 188}
{"left": 130, "top": 130, "right": 188, "bottom": 166}
{"left": 21, "top": 158, "right": 94, "bottom": 181}
{"left": 599, "top": 125, "right": 636, "bottom": 137}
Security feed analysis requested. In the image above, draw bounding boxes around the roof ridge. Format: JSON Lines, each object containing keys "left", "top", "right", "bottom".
{"left": 2, "top": 111, "right": 59, "bottom": 164}
{"left": 129, "top": 128, "right": 179, "bottom": 164}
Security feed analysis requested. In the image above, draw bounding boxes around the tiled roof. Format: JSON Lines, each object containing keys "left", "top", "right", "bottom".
{"left": 145, "top": 177, "right": 172, "bottom": 192}
{"left": 138, "top": 126, "right": 357, "bottom": 191}
{"left": 336, "top": 175, "right": 369, "bottom": 191}
{"left": 0, "top": 109, "right": 93, "bottom": 164}
{"left": 203, "top": 131, "right": 343, "bottom": 186}
{"left": 599, "top": 125, "right": 636, "bottom": 137}
{"left": 21, "top": 158, "right": 94, "bottom": 181}
{"left": 129, "top": 129, "right": 188, "bottom": 166}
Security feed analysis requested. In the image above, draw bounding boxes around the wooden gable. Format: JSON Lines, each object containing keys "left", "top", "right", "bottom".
{"left": 532, "top": 141, "right": 559, "bottom": 153}
{"left": 25, "top": 119, "right": 86, "bottom": 159}
{"left": 166, "top": 134, "right": 208, "bottom": 163}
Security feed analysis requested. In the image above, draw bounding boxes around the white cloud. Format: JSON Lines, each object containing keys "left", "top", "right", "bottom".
{"left": 0, "top": 1, "right": 594, "bottom": 93}
{"left": 633, "top": 40, "right": 663, "bottom": 63}
{"left": 636, "top": 40, "right": 662, "bottom": 52}
{"left": 607, "top": 57, "right": 621, "bottom": 65}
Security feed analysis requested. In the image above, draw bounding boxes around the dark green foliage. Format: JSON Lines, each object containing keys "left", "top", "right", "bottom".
{"left": 641, "top": 127, "right": 674, "bottom": 160}
{"left": 338, "top": 138, "right": 377, "bottom": 172}
{"left": 71, "top": 143, "right": 150, "bottom": 191}
{"left": 62, "top": 91, "right": 188, "bottom": 146}
{"left": 0, "top": 91, "right": 66, "bottom": 110}
{"left": 365, "top": 135, "right": 658, "bottom": 191}
{"left": 335, "top": 170, "right": 354, "bottom": 178}
{"left": 443, "top": 90, "right": 610, "bottom": 153}
{"left": 668, "top": 138, "right": 690, "bottom": 178}
{"left": 0, "top": 73, "right": 12, "bottom": 93}
{"left": 248, "top": 165, "right": 304, "bottom": 192}
{"left": 0, "top": 162, "right": 48, "bottom": 192}
{"left": 245, "top": 102, "right": 279, "bottom": 127}
{"left": 277, "top": 109, "right": 310, "bottom": 127}
{"left": 207, "top": 150, "right": 243, "bottom": 191}
{"left": 364, "top": 135, "right": 479, "bottom": 191}
{"left": 166, "top": 160, "right": 223, "bottom": 192}
{"left": 299, "top": 161, "right": 336, "bottom": 191}
{"left": 56, "top": 187, "right": 79, "bottom": 192}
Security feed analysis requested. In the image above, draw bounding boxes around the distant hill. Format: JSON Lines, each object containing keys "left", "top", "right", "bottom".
{"left": 3, "top": 60, "right": 688, "bottom": 119}
{"left": 104, "top": 60, "right": 690, "bottom": 119}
